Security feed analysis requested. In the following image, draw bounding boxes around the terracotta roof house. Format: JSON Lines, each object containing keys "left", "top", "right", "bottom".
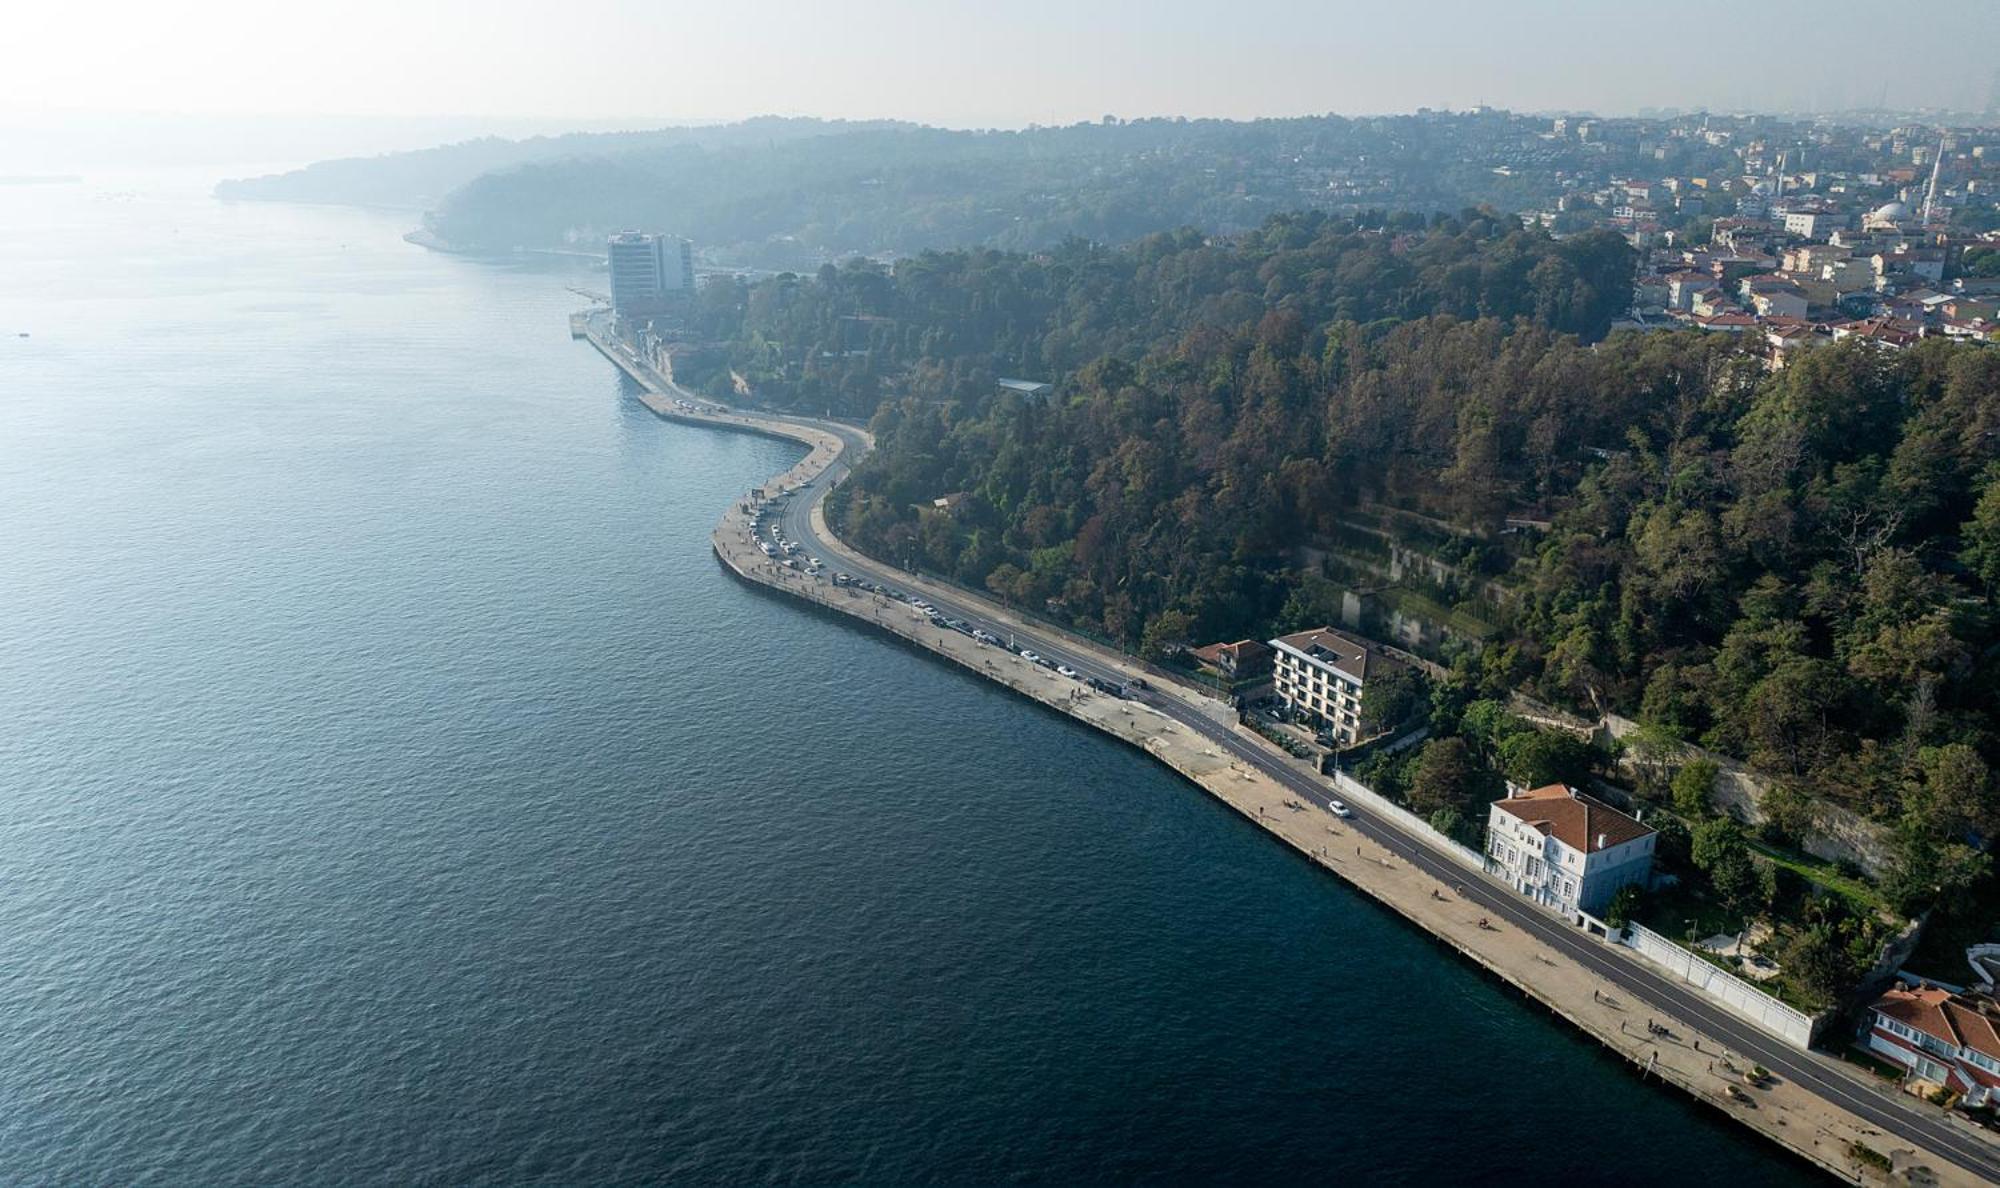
{"left": 1865, "top": 983, "right": 2000, "bottom": 1106}
{"left": 1188, "top": 638, "right": 1274, "bottom": 681}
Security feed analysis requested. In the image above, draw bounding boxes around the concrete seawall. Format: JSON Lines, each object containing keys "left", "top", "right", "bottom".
{"left": 579, "top": 318, "right": 1987, "bottom": 1187}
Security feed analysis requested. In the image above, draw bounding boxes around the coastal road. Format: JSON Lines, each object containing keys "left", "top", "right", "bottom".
{"left": 640, "top": 355, "right": 2000, "bottom": 1182}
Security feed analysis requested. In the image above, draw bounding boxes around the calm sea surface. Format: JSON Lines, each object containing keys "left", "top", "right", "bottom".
{"left": 0, "top": 176, "right": 1820, "bottom": 1184}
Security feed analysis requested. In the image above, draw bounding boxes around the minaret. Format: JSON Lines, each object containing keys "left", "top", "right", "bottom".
{"left": 1921, "top": 138, "right": 1945, "bottom": 225}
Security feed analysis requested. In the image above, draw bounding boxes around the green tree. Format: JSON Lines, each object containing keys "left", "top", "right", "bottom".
{"left": 1652, "top": 815, "right": 1692, "bottom": 869}
{"left": 1757, "top": 782, "right": 1816, "bottom": 846}
{"left": 1959, "top": 466, "right": 2000, "bottom": 596}
{"left": 1605, "top": 883, "right": 1643, "bottom": 929}
{"left": 1139, "top": 609, "right": 1194, "bottom": 662}
{"left": 1459, "top": 699, "right": 1531, "bottom": 761}
{"left": 1691, "top": 817, "right": 1746, "bottom": 873}
{"left": 1709, "top": 847, "right": 1762, "bottom": 916}
{"left": 1670, "top": 758, "right": 1719, "bottom": 821}
{"left": 1782, "top": 923, "right": 1859, "bottom": 1007}
{"left": 1428, "top": 806, "right": 1476, "bottom": 847}
{"left": 1361, "top": 667, "right": 1430, "bottom": 735}
{"left": 1623, "top": 719, "right": 1686, "bottom": 797}
{"left": 1408, "top": 737, "right": 1483, "bottom": 817}
{"left": 1885, "top": 828, "right": 1991, "bottom": 916}
{"left": 1498, "top": 729, "right": 1595, "bottom": 790}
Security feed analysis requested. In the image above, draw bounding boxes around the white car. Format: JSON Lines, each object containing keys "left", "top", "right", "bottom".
{"left": 1056, "top": 665, "right": 1079, "bottom": 678}
{"left": 1019, "top": 650, "right": 1041, "bottom": 665}
{"left": 1327, "top": 799, "right": 1352, "bottom": 818}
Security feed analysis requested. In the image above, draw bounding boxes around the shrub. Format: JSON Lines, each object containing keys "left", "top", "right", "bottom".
{"left": 1847, "top": 1141, "right": 1890, "bottom": 1173}
{"left": 1605, "top": 884, "right": 1643, "bottom": 929}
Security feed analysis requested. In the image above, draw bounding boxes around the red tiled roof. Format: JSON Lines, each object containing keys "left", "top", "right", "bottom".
{"left": 1490, "top": 785, "right": 1654, "bottom": 854}
{"left": 1873, "top": 985, "right": 2000, "bottom": 1064}
{"left": 1191, "top": 639, "right": 1271, "bottom": 665}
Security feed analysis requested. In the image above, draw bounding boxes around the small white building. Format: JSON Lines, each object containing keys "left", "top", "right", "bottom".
{"left": 1485, "top": 785, "right": 1656, "bottom": 919}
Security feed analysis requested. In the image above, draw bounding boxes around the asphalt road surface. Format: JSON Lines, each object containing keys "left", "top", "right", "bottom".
{"left": 701, "top": 388, "right": 2000, "bottom": 1185}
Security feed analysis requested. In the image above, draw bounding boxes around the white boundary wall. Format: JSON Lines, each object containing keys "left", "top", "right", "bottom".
{"left": 1326, "top": 769, "right": 1488, "bottom": 874}
{"left": 1620, "top": 922, "right": 1822, "bottom": 1049}
{"left": 1277, "top": 734, "right": 1832, "bottom": 1051}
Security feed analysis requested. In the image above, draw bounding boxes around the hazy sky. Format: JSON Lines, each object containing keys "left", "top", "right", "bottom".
{"left": 9, "top": 0, "right": 1998, "bottom": 132}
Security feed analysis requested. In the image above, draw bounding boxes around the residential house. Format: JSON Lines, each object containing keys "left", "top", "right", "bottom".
{"left": 1188, "top": 639, "right": 1274, "bottom": 682}
{"left": 1865, "top": 983, "right": 2000, "bottom": 1106}
{"left": 1692, "top": 287, "right": 1735, "bottom": 317}
{"left": 1782, "top": 243, "right": 1848, "bottom": 276}
{"left": 1873, "top": 249, "right": 1947, "bottom": 285}
{"left": 1484, "top": 784, "right": 1657, "bottom": 919}
{"left": 1823, "top": 257, "right": 1879, "bottom": 296}
{"left": 1691, "top": 312, "right": 1759, "bottom": 333}
{"left": 1742, "top": 275, "right": 1809, "bottom": 319}
{"left": 1666, "top": 270, "right": 1711, "bottom": 311}
{"left": 1632, "top": 274, "right": 1672, "bottom": 312}
{"left": 1833, "top": 316, "right": 1924, "bottom": 348}
{"left": 1765, "top": 321, "right": 1825, "bottom": 366}
{"left": 1782, "top": 209, "right": 1843, "bottom": 239}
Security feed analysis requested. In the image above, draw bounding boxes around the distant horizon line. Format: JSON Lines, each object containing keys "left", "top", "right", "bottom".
{"left": 10, "top": 102, "right": 2000, "bottom": 137}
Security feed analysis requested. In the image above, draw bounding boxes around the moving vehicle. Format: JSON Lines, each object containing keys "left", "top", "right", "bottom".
{"left": 1327, "top": 799, "right": 1351, "bottom": 818}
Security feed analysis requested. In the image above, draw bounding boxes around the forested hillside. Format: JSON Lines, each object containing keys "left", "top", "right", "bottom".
{"left": 213, "top": 117, "right": 914, "bottom": 211}
{"left": 692, "top": 208, "right": 2000, "bottom": 922}
{"left": 681, "top": 210, "right": 1634, "bottom": 413}
{"left": 404, "top": 112, "right": 1688, "bottom": 267}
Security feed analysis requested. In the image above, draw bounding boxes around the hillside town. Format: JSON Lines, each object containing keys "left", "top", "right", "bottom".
{"left": 1513, "top": 115, "right": 2000, "bottom": 354}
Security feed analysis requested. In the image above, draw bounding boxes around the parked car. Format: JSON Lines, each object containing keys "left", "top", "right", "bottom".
{"left": 1056, "top": 665, "right": 1080, "bottom": 678}
{"left": 1019, "top": 650, "right": 1042, "bottom": 665}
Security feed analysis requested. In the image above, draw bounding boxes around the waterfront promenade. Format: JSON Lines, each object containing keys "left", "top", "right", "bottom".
{"left": 577, "top": 312, "right": 2000, "bottom": 1186}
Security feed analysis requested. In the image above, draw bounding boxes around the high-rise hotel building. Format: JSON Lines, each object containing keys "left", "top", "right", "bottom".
{"left": 607, "top": 232, "right": 695, "bottom": 316}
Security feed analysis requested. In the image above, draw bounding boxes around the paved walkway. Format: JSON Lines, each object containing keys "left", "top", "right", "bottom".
{"left": 583, "top": 317, "right": 1997, "bottom": 1187}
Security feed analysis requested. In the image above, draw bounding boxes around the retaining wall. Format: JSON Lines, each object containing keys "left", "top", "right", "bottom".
{"left": 1621, "top": 923, "right": 1827, "bottom": 1049}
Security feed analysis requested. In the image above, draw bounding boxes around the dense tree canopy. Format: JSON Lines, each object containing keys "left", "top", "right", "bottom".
{"left": 706, "top": 205, "right": 2000, "bottom": 917}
